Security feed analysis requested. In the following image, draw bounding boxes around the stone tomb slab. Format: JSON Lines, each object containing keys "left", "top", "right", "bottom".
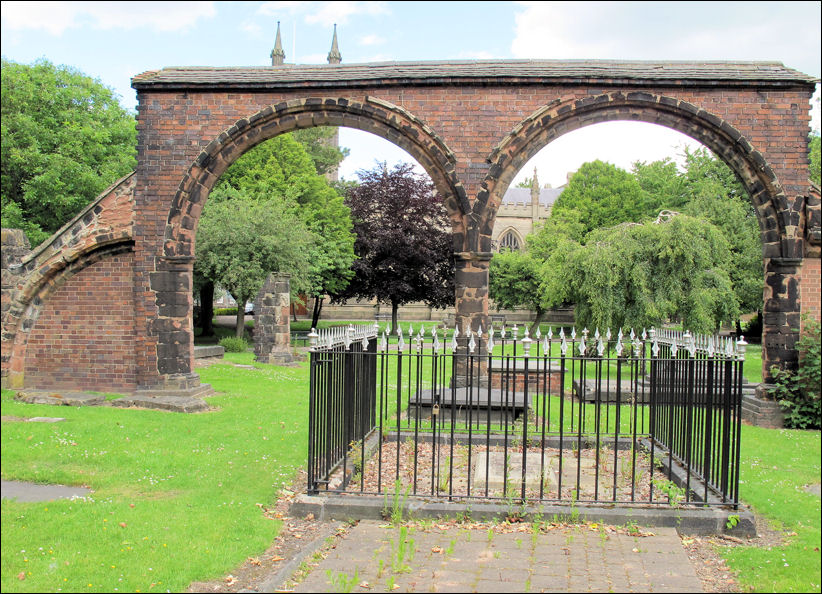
{"left": 1, "top": 480, "right": 92, "bottom": 502}
{"left": 472, "top": 451, "right": 599, "bottom": 494}
{"left": 410, "top": 388, "right": 532, "bottom": 423}
{"left": 14, "top": 391, "right": 105, "bottom": 406}
{"left": 473, "top": 451, "right": 551, "bottom": 492}
{"left": 411, "top": 387, "right": 530, "bottom": 408}
{"left": 572, "top": 379, "right": 650, "bottom": 403}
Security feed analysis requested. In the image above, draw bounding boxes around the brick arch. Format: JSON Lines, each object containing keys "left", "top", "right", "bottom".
{"left": 1, "top": 173, "right": 135, "bottom": 389}
{"left": 474, "top": 92, "right": 792, "bottom": 259}
{"left": 5, "top": 241, "right": 135, "bottom": 389}
{"left": 164, "top": 97, "right": 468, "bottom": 259}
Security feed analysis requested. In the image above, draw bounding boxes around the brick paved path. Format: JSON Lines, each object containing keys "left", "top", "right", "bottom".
{"left": 292, "top": 520, "right": 703, "bottom": 593}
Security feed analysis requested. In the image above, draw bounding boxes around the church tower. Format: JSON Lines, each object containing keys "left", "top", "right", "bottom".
{"left": 270, "top": 21, "right": 285, "bottom": 66}
{"left": 530, "top": 167, "right": 540, "bottom": 232}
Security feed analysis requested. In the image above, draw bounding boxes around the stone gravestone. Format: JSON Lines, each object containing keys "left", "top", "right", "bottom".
{"left": 253, "top": 274, "right": 301, "bottom": 366}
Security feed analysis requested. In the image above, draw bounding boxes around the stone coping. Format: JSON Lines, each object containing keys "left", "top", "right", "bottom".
{"left": 290, "top": 493, "right": 755, "bottom": 537}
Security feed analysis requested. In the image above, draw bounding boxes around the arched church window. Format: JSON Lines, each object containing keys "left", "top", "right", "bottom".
{"left": 498, "top": 230, "right": 521, "bottom": 252}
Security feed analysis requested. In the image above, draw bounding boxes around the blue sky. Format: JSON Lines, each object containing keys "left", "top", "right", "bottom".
{"left": 2, "top": 1, "right": 820, "bottom": 187}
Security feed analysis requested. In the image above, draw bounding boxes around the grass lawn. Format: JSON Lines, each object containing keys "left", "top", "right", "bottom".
{"left": 721, "top": 426, "right": 821, "bottom": 593}
{"left": 1, "top": 353, "right": 309, "bottom": 593}
{"left": 1, "top": 346, "right": 818, "bottom": 593}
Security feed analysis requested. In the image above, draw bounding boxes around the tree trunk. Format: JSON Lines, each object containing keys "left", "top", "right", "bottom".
{"left": 529, "top": 309, "right": 546, "bottom": 336}
{"left": 311, "top": 296, "right": 324, "bottom": 328}
{"left": 235, "top": 307, "right": 245, "bottom": 339}
{"left": 199, "top": 281, "right": 214, "bottom": 337}
{"left": 391, "top": 301, "right": 399, "bottom": 336}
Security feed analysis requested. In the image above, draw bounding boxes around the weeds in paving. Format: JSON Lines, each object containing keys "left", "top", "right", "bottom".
{"left": 651, "top": 478, "right": 686, "bottom": 507}
{"left": 326, "top": 568, "right": 360, "bottom": 593}
{"left": 390, "top": 525, "right": 416, "bottom": 573}
{"left": 445, "top": 538, "right": 456, "bottom": 557}
{"left": 384, "top": 479, "right": 410, "bottom": 524}
{"left": 624, "top": 520, "right": 641, "bottom": 536}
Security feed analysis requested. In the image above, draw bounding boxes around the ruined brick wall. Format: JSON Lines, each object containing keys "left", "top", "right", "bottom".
{"left": 1, "top": 174, "right": 135, "bottom": 390}
{"left": 5, "top": 66, "right": 815, "bottom": 396}
{"left": 131, "top": 80, "right": 814, "bottom": 388}
{"left": 23, "top": 251, "right": 137, "bottom": 391}
{"left": 799, "top": 257, "right": 821, "bottom": 330}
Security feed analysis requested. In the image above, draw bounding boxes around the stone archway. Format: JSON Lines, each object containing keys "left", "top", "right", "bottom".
{"left": 1, "top": 173, "right": 136, "bottom": 390}
{"left": 473, "top": 91, "right": 805, "bottom": 379}
{"left": 151, "top": 97, "right": 469, "bottom": 386}
{"left": 5, "top": 59, "right": 815, "bottom": 398}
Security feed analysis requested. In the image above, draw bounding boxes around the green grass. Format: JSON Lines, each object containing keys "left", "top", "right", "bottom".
{"left": 1, "top": 353, "right": 309, "bottom": 593}
{"left": 2, "top": 345, "right": 813, "bottom": 593}
{"left": 721, "top": 426, "right": 821, "bottom": 593}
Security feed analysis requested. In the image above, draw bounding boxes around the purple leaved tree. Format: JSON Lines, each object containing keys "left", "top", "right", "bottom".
{"left": 331, "top": 162, "right": 455, "bottom": 334}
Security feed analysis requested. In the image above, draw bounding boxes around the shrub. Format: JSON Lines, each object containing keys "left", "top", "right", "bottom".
{"left": 219, "top": 336, "right": 249, "bottom": 353}
{"left": 770, "top": 318, "right": 821, "bottom": 429}
{"left": 214, "top": 307, "right": 238, "bottom": 316}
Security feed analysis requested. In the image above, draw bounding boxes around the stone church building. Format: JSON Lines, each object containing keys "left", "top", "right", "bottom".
{"left": 491, "top": 168, "right": 564, "bottom": 252}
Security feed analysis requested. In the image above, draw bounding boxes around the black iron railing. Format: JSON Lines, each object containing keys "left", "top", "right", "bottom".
{"left": 307, "top": 324, "right": 746, "bottom": 508}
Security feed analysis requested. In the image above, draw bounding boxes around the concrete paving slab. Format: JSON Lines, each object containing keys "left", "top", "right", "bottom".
{"left": 15, "top": 391, "right": 105, "bottom": 406}
{"left": 1, "top": 480, "right": 92, "bottom": 502}
{"left": 286, "top": 520, "right": 705, "bottom": 593}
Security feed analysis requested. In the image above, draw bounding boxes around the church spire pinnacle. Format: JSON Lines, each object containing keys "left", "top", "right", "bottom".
{"left": 327, "top": 24, "right": 342, "bottom": 64}
{"left": 271, "top": 21, "right": 285, "bottom": 66}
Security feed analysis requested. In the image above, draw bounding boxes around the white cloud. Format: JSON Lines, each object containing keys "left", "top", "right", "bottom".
{"left": 455, "top": 50, "right": 496, "bottom": 61}
{"left": 512, "top": 121, "right": 703, "bottom": 189}
{"left": 257, "top": 1, "right": 310, "bottom": 18}
{"left": 0, "top": 1, "right": 216, "bottom": 34}
{"left": 241, "top": 21, "right": 264, "bottom": 38}
{"left": 258, "top": 1, "right": 388, "bottom": 28}
{"left": 304, "top": 2, "right": 389, "bottom": 27}
{"left": 511, "top": 1, "right": 820, "bottom": 77}
{"left": 352, "top": 52, "right": 393, "bottom": 63}
{"left": 358, "top": 34, "right": 385, "bottom": 46}
{"left": 297, "top": 52, "right": 328, "bottom": 64}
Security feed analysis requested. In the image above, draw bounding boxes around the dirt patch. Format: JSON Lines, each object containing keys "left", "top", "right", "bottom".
{"left": 335, "top": 438, "right": 670, "bottom": 504}
{"left": 682, "top": 513, "right": 789, "bottom": 593}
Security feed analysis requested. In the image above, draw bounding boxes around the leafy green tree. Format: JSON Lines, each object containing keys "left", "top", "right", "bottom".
{"left": 569, "top": 215, "right": 739, "bottom": 333}
{"left": 489, "top": 211, "right": 584, "bottom": 330}
{"left": 551, "top": 160, "right": 652, "bottom": 235}
{"left": 632, "top": 157, "right": 688, "bottom": 213}
{"left": 195, "top": 192, "right": 315, "bottom": 337}
{"left": 810, "top": 134, "right": 821, "bottom": 186}
{"left": 290, "top": 127, "right": 349, "bottom": 177}
{"left": 1, "top": 58, "right": 136, "bottom": 247}
{"left": 635, "top": 147, "right": 763, "bottom": 322}
{"left": 489, "top": 250, "right": 546, "bottom": 332}
{"left": 205, "top": 133, "right": 355, "bottom": 327}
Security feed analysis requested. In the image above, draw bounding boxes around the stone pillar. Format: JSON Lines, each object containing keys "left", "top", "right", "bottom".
{"left": 254, "top": 273, "right": 299, "bottom": 365}
{"left": 453, "top": 252, "right": 491, "bottom": 387}
{"left": 1, "top": 229, "right": 31, "bottom": 388}
{"left": 1, "top": 229, "right": 30, "bottom": 320}
{"left": 145, "top": 256, "right": 206, "bottom": 394}
{"left": 758, "top": 257, "right": 802, "bottom": 394}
